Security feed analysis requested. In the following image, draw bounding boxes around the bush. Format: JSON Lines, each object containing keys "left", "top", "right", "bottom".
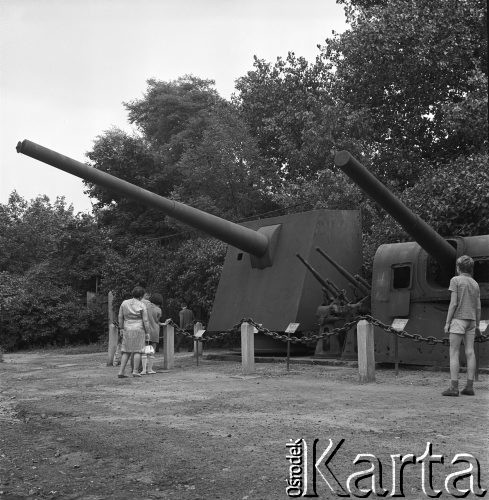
{"left": 0, "top": 270, "right": 106, "bottom": 351}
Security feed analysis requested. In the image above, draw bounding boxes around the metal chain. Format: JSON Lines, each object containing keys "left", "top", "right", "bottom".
{"left": 240, "top": 317, "right": 362, "bottom": 344}
{"left": 126, "top": 316, "right": 489, "bottom": 346}
{"left": 165, "top": 319, "right": 241, "bottom": 343}
{"left": 360, "top": 315, "right": 489, "bottom": 345}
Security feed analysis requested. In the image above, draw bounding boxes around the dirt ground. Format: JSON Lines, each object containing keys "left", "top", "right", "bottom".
{"left": 0, "top": 348, "right": 487, "bottom": 500}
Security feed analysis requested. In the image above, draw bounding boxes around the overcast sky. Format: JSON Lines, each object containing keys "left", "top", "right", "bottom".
{"left": 1, "top": 0, "right": 347, "bottom": 213}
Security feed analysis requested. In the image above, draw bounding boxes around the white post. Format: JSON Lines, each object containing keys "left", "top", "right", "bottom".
{"left": 163, "top": 324, "right": 174, "bottom": 370}
{"left": 357, "top": 320, "right": 375, "bottom": 382}
{"left": 106, "top": 291, "right": 118, "bottom": 366}
{"left": 241, "top": 322, "right": 255, "bottom": 375}
{"left": 193, "top": 322, "right": 203, "bottom": 357}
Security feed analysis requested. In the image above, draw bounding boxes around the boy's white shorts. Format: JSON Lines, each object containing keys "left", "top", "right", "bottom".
{"left": 449, "top": 318, "right": 476, "bottom": 335}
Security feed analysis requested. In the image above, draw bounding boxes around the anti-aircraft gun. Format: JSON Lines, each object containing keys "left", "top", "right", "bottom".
{"left": 296, "top": 250, "right": 370, "bottom": 358}
{"left": 16, "top": 139, "right": 364, "bottom": 354}
{"left": 334, "top": 151, "right": 489, "bottom": 367}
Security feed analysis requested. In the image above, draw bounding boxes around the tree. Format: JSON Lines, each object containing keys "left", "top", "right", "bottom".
{"left": 55, "top": 213, "right": 111, "bottom": 292}
{"left": 170, "top": 101, "right": 279, "bottom": 222}
{"left": 97, "top": 236, "right": 226, "bottom": 326}
{"left": 0, "top": 267, "right": 104, "bottom": 350}
{"left": 85, "top": 128, "right": 173, "bottom": 239}
{"left": 98, "top": 239, "right": 164, "bottom": 308}
{"left": 235, "top": 52, "right": 365, "bottom": 184}
{"left": 0, "top": 192, "right": 75, "bottom": 274}
{"left": 152, "top": 237, "right": 226, "bottom": 323}
{"left": 124, "top": 75, "right": 221, "bottom": 158}
{"left": 86, "top": 76, "right": 279, "bottom": 240}
{"left": 321, "top": 0, "right": 488, "bottom": 185}
{"left": 0, "top": 193, "right": 109, "bottom": 350}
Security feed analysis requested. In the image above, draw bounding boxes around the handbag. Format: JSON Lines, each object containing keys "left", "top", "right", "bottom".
{"left": 143, "top": 343, "right": 155, "bottom": 355}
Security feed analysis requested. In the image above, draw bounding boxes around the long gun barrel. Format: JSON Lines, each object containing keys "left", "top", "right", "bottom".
{"left": 296, "top": 254, "right": 339, "bottom": 299}
{"left": 325, "top": 276, "right": 343, "bottom": 297}
{"left": 354, "top": 274, "right": 371, "bottom": 290}
{"left": 16, "top": 139, "right": 269, "bottom": 257}
{"left": 334, "top": 151, "right": 456, "bottom": 273}
{"left": 316, "top": 247, "right": 370, "bottom": 295}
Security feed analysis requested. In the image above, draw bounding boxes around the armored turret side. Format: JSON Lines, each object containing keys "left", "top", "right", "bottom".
{"left": 372, "top": 240, "right": 489, "bottom": 366}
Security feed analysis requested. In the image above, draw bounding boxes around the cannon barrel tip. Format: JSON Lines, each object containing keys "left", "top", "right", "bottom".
{"left": 16, "top": 140, "right": 26, "bottom": 154}
{"left": 334, "top": 150, "right": 352, "bottom": 169}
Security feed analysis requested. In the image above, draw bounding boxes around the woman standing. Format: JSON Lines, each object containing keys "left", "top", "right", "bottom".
{"left": 117, "top": 286, "right": 150, "bottom": 378}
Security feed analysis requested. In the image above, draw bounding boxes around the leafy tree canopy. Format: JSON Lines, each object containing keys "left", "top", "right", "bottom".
{"left": 0, "top": 192, "right": 73, "bottom": 274}
{"left": 234, "top": 52, "right": 362, "bottom": 183}
{"left": 0, "top": 193, "right": 108, "bottom": 350}
{"left": 86, "top": 76, "right": 280, "bottom": 240}
{"left": 322, "top": 0, "right": 488, "bottom": 184}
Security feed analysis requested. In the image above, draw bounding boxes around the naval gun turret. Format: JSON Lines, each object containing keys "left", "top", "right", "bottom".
{"left": 16, "top": 140, "right": 364, "bottom": 353}
{"left": 335, "top": 151, "right": 489, "bottom": 367}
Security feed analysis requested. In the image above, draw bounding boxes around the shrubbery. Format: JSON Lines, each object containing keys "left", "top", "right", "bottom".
{"left": 0, "top": 270, "right": 106, "bottom": 351}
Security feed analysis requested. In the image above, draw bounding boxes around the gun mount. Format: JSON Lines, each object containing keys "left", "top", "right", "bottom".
{"left": 296, "top": 252, "right": 370, "bottom": 359}
{"left": 17, "top": 140, "right": 363, "bottom": 352}
{"left": 334, "top": 151, "right": 488, "bottom": 367}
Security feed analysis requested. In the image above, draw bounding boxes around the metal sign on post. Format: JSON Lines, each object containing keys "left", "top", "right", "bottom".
{"left": 391, "top": 319, "right": 408, "bottom": 377}
{"left": 285, "top": 323, "right": 300, "bottom": 334}
{"left": 194, "top": 329, "right": 205, "bottom": 366}
{"left": 391, "top": 318, "right": 409, "bottom": 332}
{"left": 195, "top": 329, "right": 206, "bottom": 338}
{"left": 285, "top": 323, "right": 300, "bottom": 371}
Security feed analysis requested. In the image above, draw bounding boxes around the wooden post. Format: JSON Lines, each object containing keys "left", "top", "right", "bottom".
{"left": 394, "top": 335, "right": 399, "bottom": 377}
{"left": 475, "top": 341, "right": 480, "bottom": 382}
{"left": 193, "top": 322, "right": 203, "bottom": 358}
{"left": 163, "top": 324, "right": 174, "bottom": 370}
{"left": 106, "top": 291, "right": 118, "bottom": 366}
{"left": 286, "top": 331, "right": 290, "bottom": 372}
{"left": 241, "top": 322, "right": 255, "bottom": 375}
{"left": 357, "top": 320, "right": 375, "bottom": 382}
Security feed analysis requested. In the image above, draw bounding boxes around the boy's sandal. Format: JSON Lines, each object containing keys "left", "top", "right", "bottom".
{"left": 117, "top": 374, "right": 128, "bottom": 378}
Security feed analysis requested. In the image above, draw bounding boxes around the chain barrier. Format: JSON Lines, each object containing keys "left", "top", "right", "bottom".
{"left": 239, "top": 317, "right": 362, "bottom": 344}
{"left": 128, "top": 316, "right": 489, "bottom": 346}
{"left": 360, "top": 315, "right": 489, "bottom": 346}
{"left": 165, "top": 319, "right": 241, "bottom": 343}
{"left": 163, "top": 317, "right": 357, "bottom": 346}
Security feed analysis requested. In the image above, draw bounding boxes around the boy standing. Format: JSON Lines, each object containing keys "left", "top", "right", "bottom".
{"left": 443, "top": 255, "right": 481, "bottom": 396}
